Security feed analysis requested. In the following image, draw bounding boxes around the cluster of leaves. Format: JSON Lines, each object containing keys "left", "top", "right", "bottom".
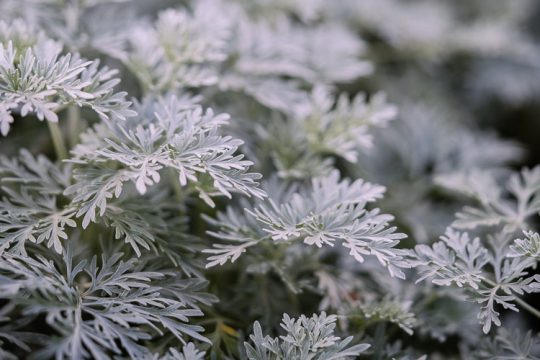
{"left": 412, "top": 167, "right": 540, "bottom": 333}
{"left": 204, "top": 170, "right": 409, "bottom": 279}
{"left": 0, "top": 249, "right": 214, "bottom": 359}
{"left": 0, "top": 22, "right": 133, "bottom": 136}
{"left": 244, "top": 312, "right": 370, "bottom": 360}
{"left": 1, "top": 0, "right": 540, "bottom": 359}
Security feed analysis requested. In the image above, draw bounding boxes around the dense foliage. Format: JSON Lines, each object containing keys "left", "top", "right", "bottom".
{"left": 1, "top": 0, "right": 540, "bottom": 359}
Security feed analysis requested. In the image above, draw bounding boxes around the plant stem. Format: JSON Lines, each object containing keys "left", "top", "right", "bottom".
{"left": 483, "top": 278, "right": 540, "bottom": 320}
{"left": 514, "top": 296, "right": 540, "bottom": 319}
{"left": 67, "top": 105, "right": 81, "bottom": 148}
{"left": 168, "top": 168, "right": 184, "bottom": 204}
{"left": 47, "top": 121, "right": 67, "bottom": 160}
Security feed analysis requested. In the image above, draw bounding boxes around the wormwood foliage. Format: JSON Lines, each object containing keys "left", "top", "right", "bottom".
{"left": 68, "top": 93, "right": 265, "bottom": 224}
{"left": 0, "top": 39, "right": 133, "bottom": 135}
{"left": 413, "top": 166, "right": 540, "bottom": 334}
{"left": 0, "top": 150, "right": 74, "bottom": 253}
{"left": 204, "top": 170, "right": 409, "bottom": 278}
{"left": 510, "top": 231, "right": 540, "bottom": 260}
{"left": 0, "top": 249, "right": 214, "bottom": 359}
{"left": 1, "top": 0, "right": 540, "bottom": 359}
{"left": 244, "top": 312, "right": 370, "bottom": 360}
{"left": 413, "top": 228, "right": 540, "bottom": 333}
{"left": 436, "top": 167, "right": 540, "bottom": 231}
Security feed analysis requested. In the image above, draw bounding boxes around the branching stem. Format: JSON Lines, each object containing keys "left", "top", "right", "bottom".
{"left": 483, "top": 278, "right": 540, "bottom": 320}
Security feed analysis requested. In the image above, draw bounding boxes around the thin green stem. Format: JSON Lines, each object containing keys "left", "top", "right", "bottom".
{"left": 514, "top": 295, "right": 540, "bottom": 320}
{"left": 67, "top": 105, "right": 81, "bottom": 148}
{"left": 168, "top": 168, "right": 184, "bottom": 204}
{"left": 483, "top": 278, "right": 540, "bottom": 320}
{"left": 47, "top": 121, "right": 67, "bottom": 160}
